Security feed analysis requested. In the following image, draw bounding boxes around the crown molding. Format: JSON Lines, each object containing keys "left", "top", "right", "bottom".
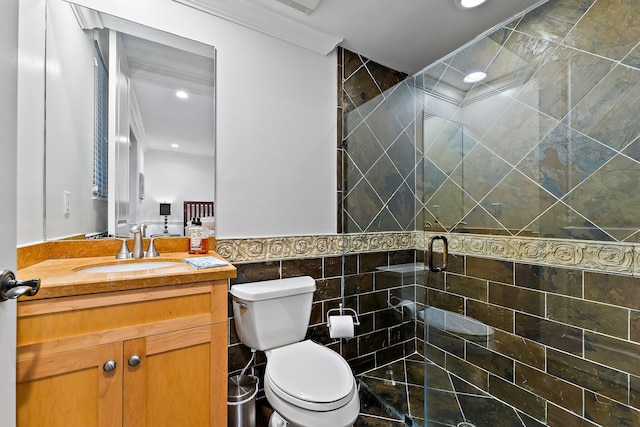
{"left": 172, "top": 0, "right": 342, "bottom": 55}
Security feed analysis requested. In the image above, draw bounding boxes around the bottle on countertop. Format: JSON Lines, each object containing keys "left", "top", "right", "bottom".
{"left": 188, "top": 217, "right": 209, "bottom": 254}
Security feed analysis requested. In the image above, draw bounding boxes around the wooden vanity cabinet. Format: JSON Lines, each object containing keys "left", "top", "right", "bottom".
{"left": 15, "top": 281, "right": 228, "bottom": 427}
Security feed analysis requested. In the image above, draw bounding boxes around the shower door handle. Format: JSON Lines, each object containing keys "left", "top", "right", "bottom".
{"left": 427, "top": 236, "right": 448, "bottom": 273}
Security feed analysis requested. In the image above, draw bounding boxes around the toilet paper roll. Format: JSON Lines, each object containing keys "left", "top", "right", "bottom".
{"left": 328, "top": 315, "right": 355, "bottom": 339}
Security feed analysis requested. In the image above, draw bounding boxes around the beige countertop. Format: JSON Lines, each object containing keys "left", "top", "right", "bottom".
{"left": 16, "top": 250, "right": 236, "bottom": 300}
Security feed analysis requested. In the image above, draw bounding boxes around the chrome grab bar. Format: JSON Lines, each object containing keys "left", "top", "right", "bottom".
{"left": 427, "top": 235, "right": 448, "bottom": 273}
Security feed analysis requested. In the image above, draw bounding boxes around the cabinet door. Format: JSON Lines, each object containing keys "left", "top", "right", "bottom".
{"left": 124, "top": 323, "right": 227, "bottom": 427}
{"left": 17, "top": 342, "right": 123, "bottom": 427}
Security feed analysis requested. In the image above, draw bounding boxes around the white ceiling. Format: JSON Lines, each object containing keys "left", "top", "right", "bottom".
{"left": 173, "top": 0, "right": 546, "bottom": 75}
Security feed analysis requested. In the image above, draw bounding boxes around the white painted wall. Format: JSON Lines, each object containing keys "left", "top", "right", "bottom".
{"left": 17, "top": 0, "right": 46, "bottom": 245}
{"left": 141, "top": 151, "right": 214, "bottom": 236}
{"left": 45, "top": 0, "right": 98, "bottom": 240}
{"left": 16, "top": 0, "right": 337, "bottom": 244}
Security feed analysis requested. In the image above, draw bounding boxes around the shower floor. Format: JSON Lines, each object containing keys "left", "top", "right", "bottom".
{"left": 355, "top": 354, "right": 545, "bottom": 427}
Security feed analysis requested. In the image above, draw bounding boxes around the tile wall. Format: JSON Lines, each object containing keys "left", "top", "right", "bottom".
{"left": 420, "top": 0, "right": 640, "bottom": 242}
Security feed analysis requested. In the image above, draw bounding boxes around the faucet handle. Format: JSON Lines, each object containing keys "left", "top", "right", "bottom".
{"left": 116, "top": 239, "right": 132, "bottom": 259}
{"left": 144, "top": 238, "right": 159, "bottom": 258}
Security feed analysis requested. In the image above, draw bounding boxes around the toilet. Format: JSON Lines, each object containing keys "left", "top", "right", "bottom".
{"left": 230, "top": 276, "right": 360, "bottom": 427}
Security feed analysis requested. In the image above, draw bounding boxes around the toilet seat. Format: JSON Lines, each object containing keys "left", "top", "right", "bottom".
{"left": 265, "top": 340, "right": 355, "bottom": 411}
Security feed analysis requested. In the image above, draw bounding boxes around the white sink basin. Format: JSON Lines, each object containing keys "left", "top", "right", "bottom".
{"left": 78, "top": 261, "right": 182, "bottom": 274}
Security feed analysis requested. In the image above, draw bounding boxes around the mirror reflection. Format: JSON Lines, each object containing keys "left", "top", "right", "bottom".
{"left": 45, "top": 2, "right": 215, "bottom": 240}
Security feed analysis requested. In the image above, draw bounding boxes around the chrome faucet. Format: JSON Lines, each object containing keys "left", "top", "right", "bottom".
{"left": 130, "top": 225, "right": 145, "bottom": 258}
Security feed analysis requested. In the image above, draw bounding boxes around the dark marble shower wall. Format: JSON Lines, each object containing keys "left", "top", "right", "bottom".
{"left": 227, "top": 248, "right": 419, "bottom": 381}
{"left": 421, "top": 254, "right": 640, "bottom": 425}
{"left": 338, "top": 48, "right": 421, "bottom": 234}
{"left": 421, "top": 0, "right": 640, "bottom": 242}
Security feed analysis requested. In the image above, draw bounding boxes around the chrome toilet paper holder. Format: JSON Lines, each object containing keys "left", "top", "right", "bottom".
{"left": 326, "top": 303, "right": 361, "bottom": 327}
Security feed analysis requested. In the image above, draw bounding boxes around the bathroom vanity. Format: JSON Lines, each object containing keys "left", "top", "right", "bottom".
{"left": 15, "top": 241, "right": 235, "bottom": 427}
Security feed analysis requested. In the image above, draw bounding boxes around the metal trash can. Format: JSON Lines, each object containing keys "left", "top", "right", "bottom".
{"left": 228, "top": 375, "right": 258, "bottom": 427}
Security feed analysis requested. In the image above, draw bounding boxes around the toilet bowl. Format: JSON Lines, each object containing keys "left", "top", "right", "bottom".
{"left": 230, "top": 276, "right": 360, "bottom": 427}
{"left": 264, "top": 340, "right": 359, "bottom": 426}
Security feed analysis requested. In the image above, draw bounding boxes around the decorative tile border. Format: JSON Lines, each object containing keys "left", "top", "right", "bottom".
{"left": 217, "top": 232, "right": 640, "bottom": 276}
{"left": 429, "top": 233, "right": 636, "bottom": 276}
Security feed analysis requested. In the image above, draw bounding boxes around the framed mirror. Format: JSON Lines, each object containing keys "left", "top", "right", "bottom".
{"left": 44, "top": 1, "right": 215, "bottom": 240}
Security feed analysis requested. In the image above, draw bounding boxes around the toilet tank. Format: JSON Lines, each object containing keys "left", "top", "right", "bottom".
{"left": 230, "top": 276, "right": 316, "bottom": 351}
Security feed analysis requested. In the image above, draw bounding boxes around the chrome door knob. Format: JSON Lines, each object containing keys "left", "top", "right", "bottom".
{"left": 128, "top": 354, "right": 142, "bottom": 367}
{"left": 0, "top": 270, "right": 40, "bottom": 301}
{"left": 103, "top": 360, "right": 117, "bottom": 372}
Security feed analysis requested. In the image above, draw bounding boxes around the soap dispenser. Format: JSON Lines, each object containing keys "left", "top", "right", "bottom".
{"left": 188, "top": 217, "right": 208, "bottom": 254}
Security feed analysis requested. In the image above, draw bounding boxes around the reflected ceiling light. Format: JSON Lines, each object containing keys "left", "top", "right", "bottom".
{"left": 171, "top": 143, "right": 180, "bottom": 148}
{"left": 463, "top": 71, "right": 487, "bottom": 83}
{"left": 455, "top": 0, "right": 488, "bottom": 9}
{"left": 176, "top": 90, "right": 189, "bottom": 99}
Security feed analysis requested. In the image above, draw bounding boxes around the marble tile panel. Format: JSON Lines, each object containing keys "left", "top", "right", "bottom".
{"left": 546, "top": 402, "right": 597, "bottom": 427}
{"left": 466, "top": 256, "right": 514, "bottom": 284}
{"left": 492, "top": 329, "right": 545, "bottom": 370}
{"left": 516, "top": 45, "right": 615, "bottom": 121}
{"left": 569, "top": 65, "right": 640, "bottom": 151}
{"left": 366, "top": 60, "right": 407, "bottom": 95}
{"left": 420, "top": 386, "right": 463, "bottom": 425}
{"left": 622, "top": 43, "right": 640, "bottom": 70}
{"left": 384, "top": 82, "right": 417, "bottom": 129}
{"left": 584, "top": 269, "right": 640, "bottom": 309}
{"left": 344, "top": 121, "right": 386, "bottom": 175}
{"left": 489, "top": 281, "right": 545, "bottom": 317}
{"left": 360, "top": 289, "right": 391, "bottom": 314}
{"left": 585, "top": 331, "right": 640, "bottom": 377}
{"left": 427, "top": 289, "right": 464, "bottom": 314}
{"left": 445, "top": 274, "right": 488, "bottom": 301}
{"left": 281, "top": 257, "right": 322, "bottom": 279}
{"left": 547, "top": 293, "right": 628, "bottom": 338}
{"left": 364, "top": 103, "right": 405, "bottom": 150}
{"left": 428, "top": 328, "right": 465, "bottom": 358}
{"left": 466, "top": 301, "right": 515, "bottom": 334}
{"left": 480, "top": 101, "right": 558, "bottom": 167}
{"left": 426, "top": 180, "right": 476, "bottom": 230}
{"left": 344, "top": 181, "right": 384, "bottom": 231}
{"left": 515, "top": 312, "right": 583, "bottom": 355}
{"left": 451, "top": 143, "right": 512, "bottom": 201}
{"left": 388, "top": 132, "right": 417, "bottom": 179}
{"left": 484, "top": 30, "right": 559, "bottom": 94}
{"left": 344, "top": 64, "right": 383, "bottom": 109}
{"left": 457, "top": 392, "right": 529, "bottom": 427}
{"left": 514, "top": 262, "right": 582, "bottom": 297}
{"left": 344, "top": 273, "right": 374, "bottom": 296}
{"left": 445, "top": 353, "right": 489, "bottom": 392}
{"left": 422, "top": 158, "right": 448, "bottom": 197}
{"left": 466, "top": 341, "right": 514, "bottom": 381}
{"left": 231, "top": 261, "right": 280, "bottom": 284}
{"left": 515, "top": 362, "right": 583, "bottom": 414}
{"left": 366, "top": 155, "right": 403, "bottom": 204}
{"left": 424, "top": 118, "right": 464, "bottom": 175}
{"left": 533, "top": 201, "right": 614, "bottom": 241}
{"left": 584, "top": 390, "right": 640, "bottom": 427}
{"left": 515, "top": 0, "right": 595, "bottom": 43}
{"left": 447, "top": 28, "right": 511, "bottom": 76}
{"left": 481, "top": 169, "right": 559, "bottom": 233}
{"left": 517, "top": 121, "right": 615, "bottom": 198}
{"left": 547, "top": 349, "right": 628, "bottom": 401}
{"left": 488, "top": 375, "right": 547, "bottom": 422}
{"left": 460, "top": 205, "right": 512, "bottom": 236}
{"left": 565, "top": 0, "right": 640, "bottom": 61}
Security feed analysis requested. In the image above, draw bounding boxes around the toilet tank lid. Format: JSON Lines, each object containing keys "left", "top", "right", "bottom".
{"left": 230, "top": 276, "right": 316, "bottom": 301}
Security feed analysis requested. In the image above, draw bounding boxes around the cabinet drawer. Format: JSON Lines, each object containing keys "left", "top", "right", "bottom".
{"left": 17, "top": 280, "right": 227, "bottom": 357}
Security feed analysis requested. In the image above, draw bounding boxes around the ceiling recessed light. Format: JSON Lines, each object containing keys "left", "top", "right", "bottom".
{"left": 455, "top": 0, "right": 488, "bottom": 9}
{"left": 176, "top": 90, "right": 188, "bottom": 99}
{"left": 463, "top": 71, "right": 487, "bottom": 83}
